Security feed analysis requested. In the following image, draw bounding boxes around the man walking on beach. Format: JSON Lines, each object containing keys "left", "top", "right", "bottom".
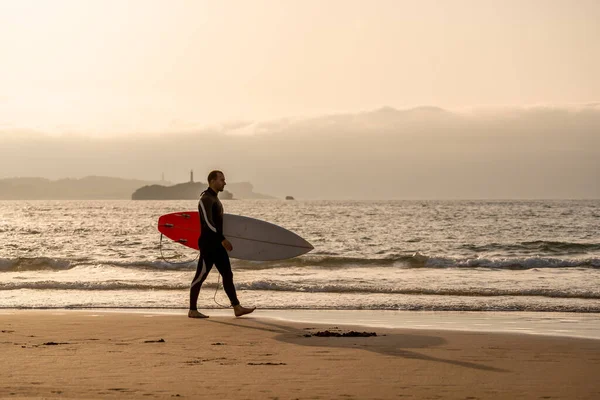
{"left": 189, "top": 170, "right": 255, "bottom": 318}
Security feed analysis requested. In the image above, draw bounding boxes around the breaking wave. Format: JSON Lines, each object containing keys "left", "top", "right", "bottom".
{"left": 2, "top": 253, "right": 600, "bottom": 272}
{"left": 2, "top": 280, "right": 599, "bottom": 300}
{"left": 0, "top": 257, "right": 75, "bottom": 271}
{"left": 235, "top": 253, "right": 600, "bottom": 270}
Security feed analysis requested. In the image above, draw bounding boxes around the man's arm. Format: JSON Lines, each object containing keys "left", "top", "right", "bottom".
{"left": 199, "top": 196, "right": 226, "bottom": 243}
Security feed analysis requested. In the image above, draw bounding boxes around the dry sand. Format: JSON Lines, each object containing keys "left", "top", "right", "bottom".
{"left": 1, "top": 311, "right": 600, "bottom": 399}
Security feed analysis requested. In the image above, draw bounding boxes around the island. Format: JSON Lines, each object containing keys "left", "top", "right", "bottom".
{"left": 131, "top": 170, "right": 273, "bottom": 200}
{"left": 132, "top": 181, "right": 233, "bottom": 200}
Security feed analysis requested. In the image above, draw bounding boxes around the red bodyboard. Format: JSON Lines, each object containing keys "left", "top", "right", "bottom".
{"left": 157, "top": 211, "right": 201, "bottom": 250}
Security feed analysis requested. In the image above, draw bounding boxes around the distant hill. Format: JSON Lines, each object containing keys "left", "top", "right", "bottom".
{"left": 0, "top": 176, "right": 168, "bottom": 200}
{"left": 0, "top": 176, "right": 274, "bottom": 200}
{"left": 225, "top": 182, "right": 275, "bottom": 199}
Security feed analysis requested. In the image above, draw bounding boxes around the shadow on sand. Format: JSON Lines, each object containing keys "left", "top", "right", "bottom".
{"left": 205, "top": 318, "right": 508, "bottom": 373}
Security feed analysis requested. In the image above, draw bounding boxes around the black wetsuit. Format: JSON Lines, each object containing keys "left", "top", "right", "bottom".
{"left": 189, "top": 188, "right": 240, "bottom": 309}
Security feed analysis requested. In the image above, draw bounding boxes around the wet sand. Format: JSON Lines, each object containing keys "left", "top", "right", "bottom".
{"left": 1, "top": 310, "right": 600, "bottom": 399}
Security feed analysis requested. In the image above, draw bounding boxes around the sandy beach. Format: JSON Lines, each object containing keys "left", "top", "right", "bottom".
{"left": 1, "top": 311, "right": 599, "bottom": 399}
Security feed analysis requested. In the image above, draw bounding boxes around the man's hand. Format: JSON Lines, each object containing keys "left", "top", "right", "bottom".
{"left": 222, "top": 239, "right": 233, "bottom": 252}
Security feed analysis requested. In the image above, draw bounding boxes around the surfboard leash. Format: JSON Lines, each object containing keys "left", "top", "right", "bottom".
{"left": 212, "top": 274, "right": 231, "bottom": 309}
{"left": 158, "top": 233, "right": 199, "bottom": 265}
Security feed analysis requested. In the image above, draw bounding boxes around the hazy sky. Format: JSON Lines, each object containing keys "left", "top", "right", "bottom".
{"left": 1, "top": 1, "right": 598, "bottom": 199}
{"left": 1, "top": 0, "right": 599, "bottom": 134}
{"left": 2, "top": 106, "right": 599, "bottom": 199}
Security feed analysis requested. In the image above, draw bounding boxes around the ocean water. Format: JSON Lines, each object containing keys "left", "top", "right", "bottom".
{"left": 1, "top": 199, "right": 599, "bottom": 312}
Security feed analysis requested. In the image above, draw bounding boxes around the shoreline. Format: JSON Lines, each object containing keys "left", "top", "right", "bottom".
{"left": 2, "top": 310, "right": 600, "bottom": 399}
{"left": 2, "top": 308, "right": 600, "bottom": 340}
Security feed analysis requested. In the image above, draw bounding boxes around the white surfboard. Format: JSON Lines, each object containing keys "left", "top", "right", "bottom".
{"left": 157, "top": 211, "right": 314, "bottom": 261}
{"left": 224, "top": 214, "right": 313, "bottom": 261}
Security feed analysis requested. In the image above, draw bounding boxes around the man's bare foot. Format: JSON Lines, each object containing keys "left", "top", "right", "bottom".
{"left": 233, "top": 305, "right": 256, "bottom": 317}
{"left": 188, "top": 310, "right": 209, "bottom": 319}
